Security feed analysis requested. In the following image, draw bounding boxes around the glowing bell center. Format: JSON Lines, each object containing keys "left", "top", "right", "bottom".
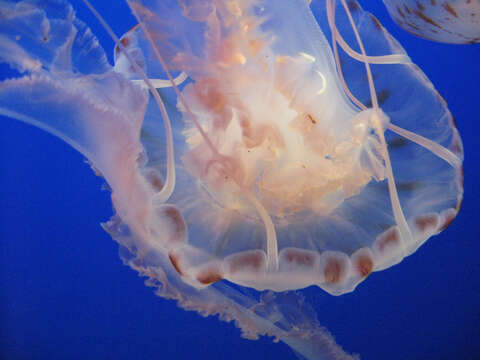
{"left": 181, "top": 51, "right": 382, "bottom": 221}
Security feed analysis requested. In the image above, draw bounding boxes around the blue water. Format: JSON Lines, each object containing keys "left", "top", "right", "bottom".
{"left": 0, "top": 1, "right": 479, "bottom": 359}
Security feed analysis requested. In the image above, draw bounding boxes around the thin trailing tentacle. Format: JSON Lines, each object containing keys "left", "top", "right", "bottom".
{"left": 387, "top": 123, "right": 462, "bottom": 168}
{"left": 339, "top": 0, "right": 413, "bottom": 245}
{"left": 126, "top": 0, "right": 280, "bottom": 270}
{"left": 326, "top": 0, "right": 411, "bottom": 65}
{"left": 82, "top": 0, "right": 176, "bottom": 204}
{"left": 245, "top": 192, "right": 279, "bottom": 272}
{"left": 326, "top": 0, "right": 366, "bottom": 110}
{"left": 126, "top": 0, "right": 221, "bottom": 160}
{"left": 132, "top": 71, "right": 188, "bottom": 89}
{"left": 326, "top": 0, "right": 461, "bottom": 180}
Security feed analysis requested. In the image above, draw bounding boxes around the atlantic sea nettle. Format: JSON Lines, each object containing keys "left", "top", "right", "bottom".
{"left": 0, "top": 0, "right": 463, "bottom": 358}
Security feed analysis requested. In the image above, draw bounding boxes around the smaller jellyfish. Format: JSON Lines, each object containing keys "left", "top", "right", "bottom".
{"left": 382, "top": 0, "right": 480, "bottom": 43}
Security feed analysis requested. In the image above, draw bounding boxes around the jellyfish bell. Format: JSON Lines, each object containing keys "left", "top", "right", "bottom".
{"left": 111, "top": 0, "right": 463, "bottom": 296}
{"left": 381, "top": 0, "right": 480, "bottom": 44}
{"left": 0, "top": 0, "right": 463, "bottom": 358}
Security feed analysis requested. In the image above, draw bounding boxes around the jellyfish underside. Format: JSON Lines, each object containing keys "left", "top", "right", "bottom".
{"left": 382, "top": 0, "right": 480, "bottom": 44}
{"left": 108, "top": 0, "right": 463, "bottom": 295}
{"left": 0, "top": 0, "right": 463, "bottom": 358}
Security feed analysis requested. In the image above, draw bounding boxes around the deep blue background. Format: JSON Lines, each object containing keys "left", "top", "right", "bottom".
{"left": 1, "top": 1, "right": 479, "bottom": 359}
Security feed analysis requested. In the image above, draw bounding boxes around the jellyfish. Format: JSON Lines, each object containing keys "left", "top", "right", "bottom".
{"left": 381, "top": 0, "right": 480, "bottom": 43}
{"left": 0, "top": 0, "right": 463, "bottom": 359}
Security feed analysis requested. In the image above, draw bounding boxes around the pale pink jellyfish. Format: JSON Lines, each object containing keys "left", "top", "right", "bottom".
{"left": 0, "top": 0, "right": 463, "bottom": 358}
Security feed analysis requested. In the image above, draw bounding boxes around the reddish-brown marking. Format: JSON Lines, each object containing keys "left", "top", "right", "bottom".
{"left": 128, "top": 59, "right": 145, "bottom": 73}
{"left": 169, "top": 253, "right": 184, "bottom": 275}
{"left": 160, "top": 206, "right": 187, "bottom": 244}
{"left": 458, "top": 166, "right": 464, "bottom": 190}
{"left": 405, "top": 21, "right": 421, "bottom": 30}
{"left": 451, "top": 115, "right": 459, "bottom": 128}
{"left": 324, "top": 258, "right": 343, "bottom": 284}
{"left": 397, "top": 5, "right": 406, "bottom": 18}
{"left": 415, "top": 214, "right": 440, "bottom": 233}
{"left": 347, "top": 0, "right": 360, "bottom": 12}
{"left": 443, "top": 3, "right": 459, "bottom": 18}
{"left": 285, "top": 250, "right": 315, "bottom": 267}
{"left": 404, "top": 4, "right": 412, "bottom": 14}
{"left": 416, "top": 1, "right": 426, "bottom": 11}
{"left": 307, "top": 114, "right": 317, "bottom": 125}
{"left": 197, "top": 268, "right": 223, "bottom": 285}
{"left": 229, "top": 252, "right": 264, "bottom": 273}
{"left": 145, "top": 170, "right": 164, "bottom": 191}
{"left": 431, "top": 0, "right": 437, "bottom": 5}
{"left": 439, "top": 211, "right": 457, "bottom": 232}
{"left": 120, "top": 36, "right": 130, "bottom": 47}
{"left": 414, "top": 10, "right": 442, "bottom": 28}
{"left": 150, "top": 177, "right": 163, "bottom": 191}
{"left": 450, "top": 135, "right": 463, "bottom": 156}
{"left": 371, "top": 16, "right": 382, "bottom": 30}
{"left": 165, "top": 207, "right": 185, "bottom": 235}
{"left": 115, "top": 24, "right": 140, "bottom": 54}
{"left": 377, "top": 227, "right": 401, "bottom": 252}
{"left": 355, "top": 255, "right": 373, "bottom": 277}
